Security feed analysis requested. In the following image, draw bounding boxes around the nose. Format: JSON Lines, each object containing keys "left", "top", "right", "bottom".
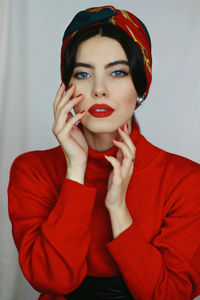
{"left": 94, "top": 91, "right": 107, "bottom": 97}
{"left": 92, "top": 78, "right": 108, "bottom": 98}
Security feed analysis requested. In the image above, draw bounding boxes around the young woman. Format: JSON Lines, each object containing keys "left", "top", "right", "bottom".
{"left": 8, "top": 5, "right": 200, "bottom": 300}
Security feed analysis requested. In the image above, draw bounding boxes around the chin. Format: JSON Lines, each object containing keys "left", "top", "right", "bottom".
{"left": 81, "top": 119, "right": 118, "bottom": 133}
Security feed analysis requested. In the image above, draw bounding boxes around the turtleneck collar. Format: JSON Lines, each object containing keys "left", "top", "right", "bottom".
{"left": 57, "top": 120, "right": 160, "bottom": 180}
{"left": 77, "top": 121, "right": 147, "bottom": 179}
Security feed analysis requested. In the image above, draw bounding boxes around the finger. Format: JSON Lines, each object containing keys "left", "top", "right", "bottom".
{"left": 58, "top": 110, "right": 86, "bottom": 136}
{"left": 54, "top": 98, "right": 84, "bottom": 133}
{"left": 113, "top": 139, "right": 133, "bottom": 163}
{"left": 56, "top": 85, "right": 76, "bottom": 111}
{"left": 118, "top": 127, "right": 136, "bottom": 154}
{"left": 124, "top": 122, "right": 129, "bottom": 134}
{"left": 53, "top": 82, "right": 66, "bottom": 110}
{"left": 55, "top": 94, "right": 83, "bottom": 121}
{"left": 53, "top": 109, "right": 85, "bottom": 138}
{"left": 54, "top": 84, "right": 75, "bottom": 112}
{"left": 54, "top": 110, "right": 73, "bottom": 133}
{"left": 116, "top": 148, "right": 123, "bottom": 163}
{"left": 66, "top": 109, "right": 86, "bottom": 126}
{"left": 104, "top": 155, "right": 122, "bottom": 184}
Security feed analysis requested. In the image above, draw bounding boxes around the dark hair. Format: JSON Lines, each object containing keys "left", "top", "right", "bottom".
{"left": 61, "top": 24, "right": 147, "bottom": 97}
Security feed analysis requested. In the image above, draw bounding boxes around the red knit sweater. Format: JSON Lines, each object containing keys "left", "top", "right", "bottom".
{"left": 8, "top": 123, "right": 200, "bottom": 300}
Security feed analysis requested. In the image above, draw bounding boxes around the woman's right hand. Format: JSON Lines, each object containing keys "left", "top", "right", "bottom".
{"left": 52, "top": 83, "right": 88, "bottom": 170}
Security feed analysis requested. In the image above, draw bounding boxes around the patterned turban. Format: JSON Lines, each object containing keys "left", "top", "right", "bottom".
{"left": 61, "top": 5, "right": 152, "bottom": 99}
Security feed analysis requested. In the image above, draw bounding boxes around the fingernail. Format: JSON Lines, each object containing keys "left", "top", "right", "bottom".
{"left": 77, "top": 93, "right": 82, "bottom": 97}
{"left": 80, "top": 110, "right": 85, "bottom": 114}
{"left": 120, "top": 126, "right": 124, "bottom": 132}
{"left": 69, "top": 83, "right": 73, "bottom": 89}
{"left": 126, "top": 123, "right": 128, "bottom": 129}
{"left": 113, "top": 138, "right": 119, "bottom": 142}
{"left": 60, "top": 82, "right": 63, "bottom": 88}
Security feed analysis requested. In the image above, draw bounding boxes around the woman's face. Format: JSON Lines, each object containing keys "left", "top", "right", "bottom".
{"left": 69, "top": 35, "right": 138, "bottom": 133}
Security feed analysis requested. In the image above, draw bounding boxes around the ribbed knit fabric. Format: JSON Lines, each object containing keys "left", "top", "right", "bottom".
{"left": 8, "top": 122, "right": 200, "bottom": 299}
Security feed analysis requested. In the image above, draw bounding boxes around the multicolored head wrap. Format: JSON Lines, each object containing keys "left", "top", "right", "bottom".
{"left": 61, "top": 5, "right": 152, "bottom": 99}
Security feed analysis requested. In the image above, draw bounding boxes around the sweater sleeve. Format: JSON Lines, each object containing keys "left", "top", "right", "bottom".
{"left": 106, "top": 167, "right": 200, "bottom": 299}
{"left": 8, "top": 154, "right": 97, "bottom": 295}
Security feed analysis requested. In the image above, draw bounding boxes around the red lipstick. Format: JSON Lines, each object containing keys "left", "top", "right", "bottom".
{"left": 88, "top": 104, "right": 114, "bottom": 118}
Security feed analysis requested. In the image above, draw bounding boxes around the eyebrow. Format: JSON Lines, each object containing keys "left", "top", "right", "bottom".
{"left": 74, "top": 60, "right": 129, "bottom": 69}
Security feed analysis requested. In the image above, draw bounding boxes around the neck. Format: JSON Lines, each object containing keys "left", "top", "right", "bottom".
{"left": 82, "top": 119, "right": 133, "bottom": 152}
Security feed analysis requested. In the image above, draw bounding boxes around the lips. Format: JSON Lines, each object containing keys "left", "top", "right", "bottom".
{"left": 88, "top": 104, "right": 114, "bottom": 113}
{"left": 88, "top": 104, "right": 114, "bottom": 118}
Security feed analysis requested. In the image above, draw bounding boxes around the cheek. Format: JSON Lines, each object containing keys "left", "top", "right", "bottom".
{"left": 114, "top": 81, "right": 137, "bottom": 107}
{"left": 126, "top": 88, "right": 137, "bottom": 105}
{"left": 72, "top": 83, "right": 89, "bottom": 113}
{"left": 70, "top": 78, "right": 89, "bottom": 90}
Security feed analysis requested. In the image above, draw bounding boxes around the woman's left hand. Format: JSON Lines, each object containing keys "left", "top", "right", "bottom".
{"left": 104, "top": 123, "right": 136, "bottom": 211}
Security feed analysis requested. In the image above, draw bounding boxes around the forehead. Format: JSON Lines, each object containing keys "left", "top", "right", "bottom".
{"left": 75, "top": 35, "right": 127, "bottom": 62}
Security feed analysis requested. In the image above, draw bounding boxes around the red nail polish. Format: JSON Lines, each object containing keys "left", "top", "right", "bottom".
{"left": 59, "top": 82, "right": 63, "bottom": 88}
{"left": 126, "top": 123, "right": 128, "bottom": 129}
{"left": 114, "top": 138, "right": 119, "bottom": 142}
{"left": 77, "top": 93, "right": 82, "bottom": 97}
{"left": 120, "top": 126, "right": 124, "bottom": 132}
{"left": 69, "top": 83, "right": 73, "bottom": 89}
{"left": 80, "top": 110, "right": 85, "bottom": 114}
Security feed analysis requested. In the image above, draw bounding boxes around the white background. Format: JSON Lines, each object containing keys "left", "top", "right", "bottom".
{"left": 0, "top": 0, "right": 200, "bottom": 299}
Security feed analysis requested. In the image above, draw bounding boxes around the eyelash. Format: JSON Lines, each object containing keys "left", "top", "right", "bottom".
{"left": 73, "top": 70, "right": 129, "bottom": 79}
{"left": 74, "top": 72, "right": 90, "bottom": 79}
{"left": 111, "top": 70, "right": 129, "bottom": 77}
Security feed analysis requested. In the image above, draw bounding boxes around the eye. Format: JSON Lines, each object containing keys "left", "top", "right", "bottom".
{"left": 73, "top": 72, "right": 90, "bottom": 79}
{"left": 111, "top": 70, "right": 129, "bottom": 77}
